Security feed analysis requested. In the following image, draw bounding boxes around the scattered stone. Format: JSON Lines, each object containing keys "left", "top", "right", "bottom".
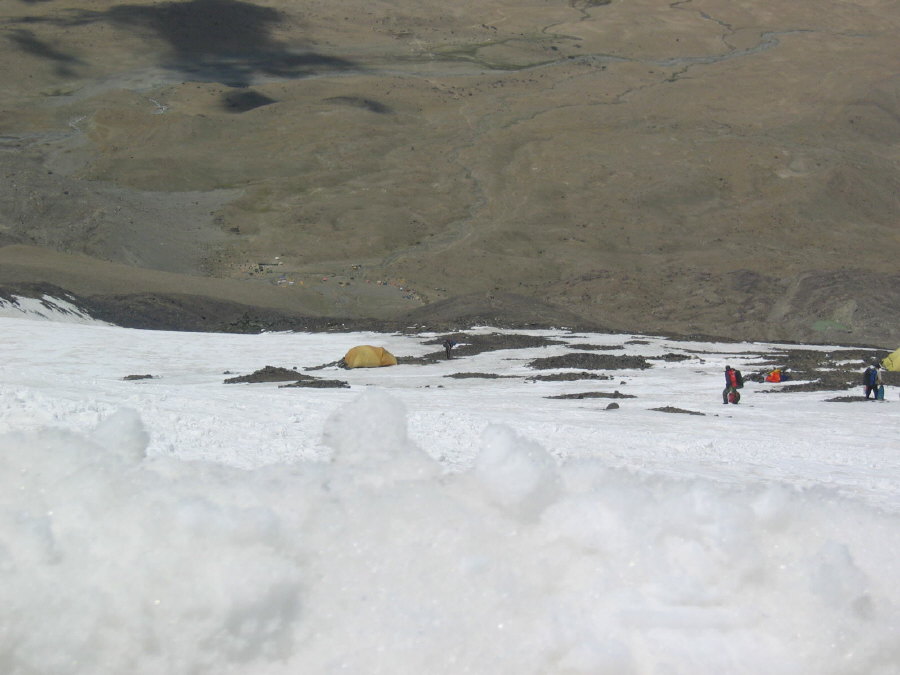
{"left": 759, "top": 371, "right": 857, "bottom": 393}
{"left": 546, "top": 390, "right": 636, "bottom": 399}
{"left": 606, "top": 402, "right": 619, "bottom": 410}
{"left": 527, "top": 372, "right": 612, "bottom": 382}
{"left": 281, "top": 378, "right": 350, "bottom": 389}
{"left": 445, "top": 372, "right": 514, "bottom": 379}
{"left": 406, "top": 332, "right": 566, "bottom": 364}
{"left": 123, "top": 374, "right": 154, "bottom": 381}
{"left": 751, "top": 347, "right": 895, "bottom": 393}
{"left": 825, "top": 395, "right": 879, "bottom": 403}
{"left": 305, "top": 360, "right": 341, "bottom": 371}
{"left": 568, "top": 343, "right": 623, "bottom": 351}
{"left": 224, "top": 366, "right": 301, "bottom": 384}
{"left": 654, "top": 353, "right": 691, "bottom": 362}
{"left": 651, "top": 406, "right": 705, "bottom": 416}
{"left": 529, "top": 353, "right": 651, "bottom": 371}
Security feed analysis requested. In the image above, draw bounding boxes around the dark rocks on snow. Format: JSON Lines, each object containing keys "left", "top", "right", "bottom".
{"left": 445, "top": 372, "right": 515, "bottom": 379}
{"left": 825, "top": 395, "right": 881, "bottom": 403}
{"left": 750, "top": 348, "right": 896, "bottom": 393}
{"left": 653, "top": 353, "right": 691, "bottom": 362}
{"left": 281, "top": 378, "right": 350, "bottom": 389}
{"left": 224, "top": 365, "right": 299, "bottom": 383}
{"left": 546, "top": 390, "right": 636, "bottom": 400}
{"left": 567, "top": 343, "right": 624, "bottom": 351}
{"left": 527, "top": 372, "right": 612, "bottom": 382}
{"left": 224, "top": 365, "right": 350, "bottom": 388}
{"left": 408, "top": 332, "right": 566, "bottom": 364}
{"left": 651, "top": 406, "right": 705, "bottom": 416}
{"left": 529, "top": 353, "right": 651, "bottom": 371}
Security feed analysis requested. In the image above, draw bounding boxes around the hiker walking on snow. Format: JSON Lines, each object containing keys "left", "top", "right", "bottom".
{"left": 863, "top": 361, "right": 882, "bottom": 400}
{"left": 723, "top": 365, "right": 742, "bottom": 404}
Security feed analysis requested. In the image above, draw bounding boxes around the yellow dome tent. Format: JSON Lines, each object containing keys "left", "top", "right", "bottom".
{"left": 882, "top": 347, "right": 900, "bottom": 371}
{"left": 342, "top": 345, "right": 398, "bottom": 368}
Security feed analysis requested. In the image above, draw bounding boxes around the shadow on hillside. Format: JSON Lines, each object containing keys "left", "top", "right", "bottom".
{"left": 6, "top": 29, "right": 83, "bottom": 76}
{"left": 9, "top": 0, "right": 356, "bottom": 86}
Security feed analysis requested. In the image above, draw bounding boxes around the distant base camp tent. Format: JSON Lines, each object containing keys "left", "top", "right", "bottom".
{"left": 883, "top": 347, "right": 900, "bottom": 371}
{"left": 342, "top": 345, "right": 398, "bottom": 368}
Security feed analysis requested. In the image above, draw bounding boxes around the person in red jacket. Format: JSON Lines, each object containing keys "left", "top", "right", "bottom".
{"left": 723, "top": 366, "right": 741, "bottom": 404}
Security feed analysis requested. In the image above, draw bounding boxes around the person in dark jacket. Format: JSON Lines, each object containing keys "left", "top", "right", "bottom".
{"left": 443, "top": 339, "right": 457, "bottom": 359}
{"left": 863, "top": 362, "right": 882, "bottom": 399}
{"left": 723, "top": 365, "right": 741, "bottom": 404}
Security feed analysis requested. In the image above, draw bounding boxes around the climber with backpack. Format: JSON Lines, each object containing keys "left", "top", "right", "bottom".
{"left": 862, "top": 360, "right": 883, "bottom": 400}
{"left": 722, "top": 365, "right": 743, "bottom": 404}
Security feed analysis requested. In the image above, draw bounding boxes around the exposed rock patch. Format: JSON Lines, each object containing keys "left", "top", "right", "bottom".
{"left": 404, "top": 332, "right": 566, "bottom": 364}
{"left": 651, "top": 406, "right": 705, "bottom": 416}
{"left": 546, "top": 391, "right": 636, "bottom": 400}
{"left": 825, "top": 395, "right": 880, "bottom": 403}
{"left": 568, "top": 343, "right": 623, "bottom": 351}
{"left": 752, "top": 347, "right": 894, "bottom": 392}
{"left": 445, "top": 372, "right": 515, "bottom": 379}
{"left": 224, "top": 365, "right": 349, "bottom": 387}
{"left": 527, "top": 372, "right": 612, "bottom": 382}
{"left": 280, "top": 378, "right": 350, "bottom": 389}
{"left": 530, "top": 353, "right": 651, "bottom": 371}
{"left": 653, "top": 353, "right": 692, "bottom": 362}
{"left": 224, "top": 366, "right": 300, "bottom": 384}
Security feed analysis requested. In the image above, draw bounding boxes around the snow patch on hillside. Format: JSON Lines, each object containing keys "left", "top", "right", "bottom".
{"left": 0, "top": 294, "right": 107, "bottom": 324}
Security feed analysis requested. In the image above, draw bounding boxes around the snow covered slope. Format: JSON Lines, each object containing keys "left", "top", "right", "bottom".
{"left": 1, "top": 314, "right": 897, "bottom": 674}
{"left": 0, "top": 293, "right": 107, "bottom": 324}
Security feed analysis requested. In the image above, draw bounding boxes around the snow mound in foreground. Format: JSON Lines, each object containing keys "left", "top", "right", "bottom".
{"left": 1, "top": 392, "right": 898, "bottom": 674}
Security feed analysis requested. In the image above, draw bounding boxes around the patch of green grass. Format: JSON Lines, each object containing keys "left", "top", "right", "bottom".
{"left": 812, "top": 320, "right": 850, "bottom": 332}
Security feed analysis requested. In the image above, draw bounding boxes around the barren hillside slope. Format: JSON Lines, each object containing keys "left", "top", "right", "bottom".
{"left": 1, "top": 0, "right": 898, "bottom": 342}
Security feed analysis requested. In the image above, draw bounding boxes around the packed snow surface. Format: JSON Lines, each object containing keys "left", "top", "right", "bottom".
{"left": 1, "top": 308, "right": 898, "bottom": 674}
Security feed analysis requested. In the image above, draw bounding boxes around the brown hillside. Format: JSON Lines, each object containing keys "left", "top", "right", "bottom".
{"left": 1, "top": 0, "right": 898, "bottom": 342}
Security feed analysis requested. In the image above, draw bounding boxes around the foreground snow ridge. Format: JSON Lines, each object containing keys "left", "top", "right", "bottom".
{"left": 1, "top": 317, "right": 898, "bottom": 674}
